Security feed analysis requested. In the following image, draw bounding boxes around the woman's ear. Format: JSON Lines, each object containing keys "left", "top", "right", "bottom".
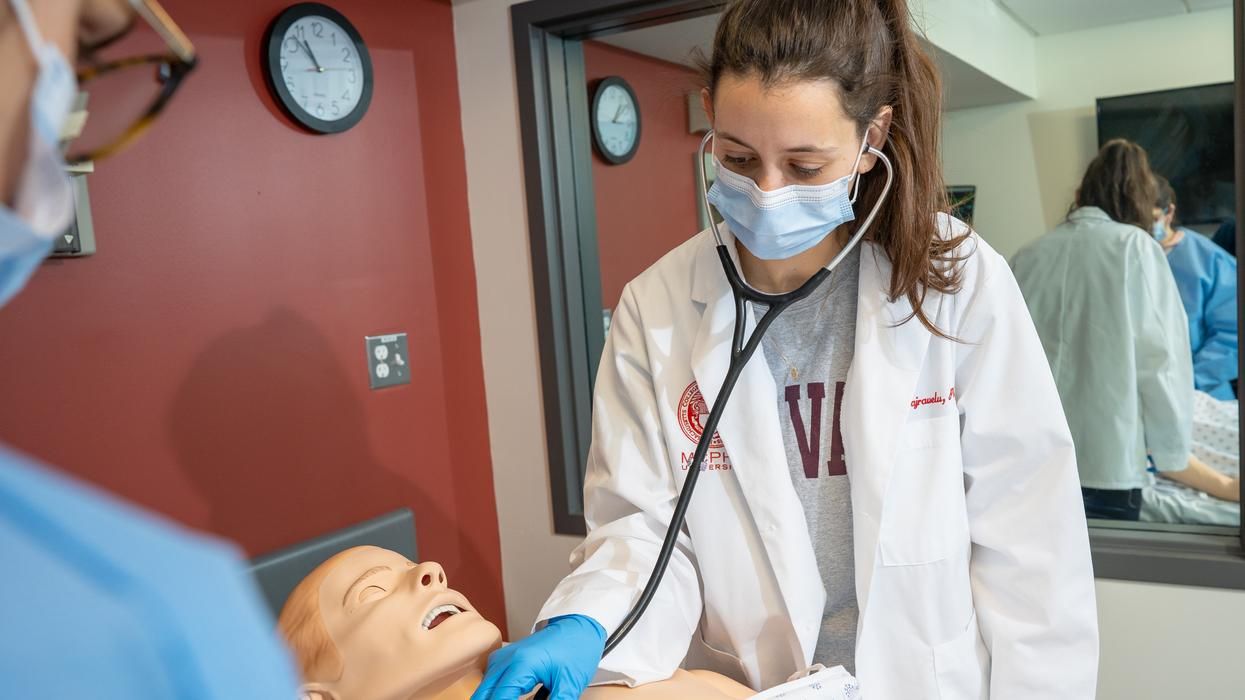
{"left": 300, "top": 682, "right": 340, "bottom": 700}
{"left": 857, "top": 105, "right": 894, "bottom": 174}
{"left": 699, "top": 87, "right": 715, "bottom": 130}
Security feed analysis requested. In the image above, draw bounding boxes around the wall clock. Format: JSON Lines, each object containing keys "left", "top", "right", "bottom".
{"left": 264, "top": 3, "right": 373, "bottom": 133}
{"left": 591, "top": 77, "right": 641, "bottom": 164}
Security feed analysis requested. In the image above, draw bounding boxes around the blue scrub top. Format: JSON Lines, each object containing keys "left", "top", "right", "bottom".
{"left": 0, "top": 445, "right": 299, "bottom": 699}
{"left": 1166, "top": 228, "right": 1238, "bottom": 399}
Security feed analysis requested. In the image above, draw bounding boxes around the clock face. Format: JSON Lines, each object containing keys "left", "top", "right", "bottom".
{"left": 265, "top": 3, "right": 373, "bottom": 134}
{"left": 593, "top": 79, "right": 640, "bottom": 164}
{"left": 278, "top": 15, "right": 362, "bottom": 122}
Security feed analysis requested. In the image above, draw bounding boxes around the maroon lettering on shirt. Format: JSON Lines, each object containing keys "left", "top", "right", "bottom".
{"left": 783, "top": 380, "right": 848, "bottom": 479}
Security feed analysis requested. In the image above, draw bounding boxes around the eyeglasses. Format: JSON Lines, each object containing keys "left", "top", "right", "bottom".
{"left": 67, "top": 0, "right": 196, "bottom": 165}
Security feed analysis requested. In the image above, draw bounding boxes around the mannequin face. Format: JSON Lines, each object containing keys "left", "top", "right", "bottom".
{"left": 302, "top": 546, "right": 502, "bottom": 700}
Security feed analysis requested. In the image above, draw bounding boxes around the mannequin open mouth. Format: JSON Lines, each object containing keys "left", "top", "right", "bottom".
{"left": 422, "top": 604, "right": 465, "bottom": 630}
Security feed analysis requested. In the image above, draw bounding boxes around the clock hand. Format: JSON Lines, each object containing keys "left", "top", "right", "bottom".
{"left": 300, "top": 39, "right": 324, "bottom": 73}
{"left": 612, "top": 102, "right": 623, "bottom": 123}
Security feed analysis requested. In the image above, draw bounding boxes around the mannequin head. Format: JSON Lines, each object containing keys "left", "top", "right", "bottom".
{"left": 278, "top": 546, "right": 502, "bottom": 700}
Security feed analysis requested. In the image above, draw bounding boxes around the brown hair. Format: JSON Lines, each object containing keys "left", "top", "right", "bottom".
{"left": 1154, "top": 174, "right": 1179, "bottom": 225}
{"left": 697, "top": 0, "right": 965, "bottom": 335}
{"left": 277, "top": 549, "right": 352, "bottom": 683}
{"left": 1075, "top": 139, "right": 1158, "bottom": 233}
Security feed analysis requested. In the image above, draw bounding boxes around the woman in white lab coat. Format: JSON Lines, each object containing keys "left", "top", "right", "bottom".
{"left": 474, "top": 1, "right": 1098, "bottom": 699}
{"left": 1012, "top": 140, "right": 1194, "bottom": 522}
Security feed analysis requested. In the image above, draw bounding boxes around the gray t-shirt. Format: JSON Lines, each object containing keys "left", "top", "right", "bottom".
{"left": 752, "top": 243, "right": 860, "bottom": 672}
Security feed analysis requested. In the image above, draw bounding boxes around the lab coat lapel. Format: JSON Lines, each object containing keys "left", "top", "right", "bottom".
{"left": 689, "top": 232, "right": 826, "bottom": 666}
{"left": 843, "top": 242, "right": 935, "bottom": 611}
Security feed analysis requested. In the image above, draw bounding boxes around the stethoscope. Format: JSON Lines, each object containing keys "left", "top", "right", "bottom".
{"left": 535, "top": 130, "right": 894, "bottom": 698}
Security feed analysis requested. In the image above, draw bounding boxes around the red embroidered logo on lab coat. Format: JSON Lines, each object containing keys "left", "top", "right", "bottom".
{"left": 677, "top": 381, "right": 724, "bottom": 448}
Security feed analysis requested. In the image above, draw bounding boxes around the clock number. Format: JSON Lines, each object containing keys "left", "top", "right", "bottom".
{"left": 316, "top": 103, "right": 325, "bottom": 118}
{"left": 331, "top": 32, "right": 337, "bottom": 46}
{"left": 341, "top": 47, "right": 352, "bottom": 63}
{"left": 331, "top": 101, "right": 341, "bottom": 117}
{"left": 346, "top": 70, "right": 357, "bottom": 84}
{"left": 342, "top": 88, "right": 351, "bottom": 100}
{"left": 312, "top": 21, "right": 323, "bottom": 38}
{"left": 285, "top": 37, "right": 300, "bottom": 54}
{"left": 286, "top": 78, "right": 296, "bottom": 93}
{"left": 294, "top": 24, "right": 305, "bottom": 41}
{"left": 280, "top": 57, "right": 288, "bottom": 72}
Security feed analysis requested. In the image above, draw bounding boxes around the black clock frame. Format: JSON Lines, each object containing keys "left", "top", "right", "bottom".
{"left": 590, "top": 76, "right": 641, "bottom": 165}
{"left": 264, "top": 2, "right": 374, "bottom": 134}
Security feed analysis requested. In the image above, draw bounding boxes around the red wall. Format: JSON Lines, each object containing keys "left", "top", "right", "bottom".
{"left": 0, "top": 0, "right": 506, "bottom": 632}
{"left": 584, "top": 42, "right": 703, "bottom": 310}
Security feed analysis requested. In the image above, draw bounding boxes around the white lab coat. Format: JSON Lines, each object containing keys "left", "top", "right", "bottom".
{"left": 537, "top": 216, "right": 1099, "bottom": 699}
{"left": 1011, "top": 206, "right": 1194, "bottom": 489}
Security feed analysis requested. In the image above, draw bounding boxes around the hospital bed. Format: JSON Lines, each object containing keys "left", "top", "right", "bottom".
{"left": 248, "top": 508, "right": 418, "bottom": 616}
{"left": 1142, "top": 392, "right": 1241, "bottom": 527}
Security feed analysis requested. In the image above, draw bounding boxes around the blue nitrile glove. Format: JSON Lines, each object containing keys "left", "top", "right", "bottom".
{"left": 471, "top": 614, "right": 607, "bottom": 700}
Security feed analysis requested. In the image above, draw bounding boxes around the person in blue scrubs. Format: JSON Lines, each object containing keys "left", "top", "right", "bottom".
{"left": 0, "top": 2, "right": 298, "bottom": 697}
{"left": 1153, "top": 177, "right": 1238, "bottom": 399}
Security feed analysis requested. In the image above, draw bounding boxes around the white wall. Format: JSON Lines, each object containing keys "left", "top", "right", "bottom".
{"left": 1096, "top": 579, "right": 1245, "bottom": 699}
{"left": 914, "top": 0, "right": 1037, "bottom": 99}
{"left": 452, "top": 0, "right": 580, "bottom": 640}
{"left": 942, "top": 7, "right": 1234, "bottom": 258}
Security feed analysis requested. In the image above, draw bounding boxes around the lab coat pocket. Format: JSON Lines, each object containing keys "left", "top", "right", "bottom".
{"left": 932, "top": 611, "right": 989, "bottom": 700}
{"left": 683, "top": 629, "right": 749, "bottom": 687}
{"left": 878, "top": 415, "right": 963, "bottom": 566}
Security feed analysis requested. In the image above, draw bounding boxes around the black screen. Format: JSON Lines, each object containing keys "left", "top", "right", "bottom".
{"left": 1097, "top": 82, "right": 1234, "bottom": 226}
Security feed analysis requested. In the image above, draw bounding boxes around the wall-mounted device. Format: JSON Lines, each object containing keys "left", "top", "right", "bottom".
{"left": 1097, "top": 82, "right": 1233, "bottom": 225}
{"left": 52, "top": 93, "right": 96, "bottom": 258}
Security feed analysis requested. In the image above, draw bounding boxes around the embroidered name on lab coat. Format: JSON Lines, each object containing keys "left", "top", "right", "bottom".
{"left": 911, "top": 386, "right": 955, "bottom": 411}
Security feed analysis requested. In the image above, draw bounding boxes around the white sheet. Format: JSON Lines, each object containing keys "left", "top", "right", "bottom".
{"left": 1141, "top": 391, "right": 1240, "bottom": 526}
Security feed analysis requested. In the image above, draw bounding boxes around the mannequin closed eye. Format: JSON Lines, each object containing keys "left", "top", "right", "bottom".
{"left": 359, "top": 585, "right": 386, "bottom": 603}
{"left": 343, "top": 565, "right": 393, "bottom": 609}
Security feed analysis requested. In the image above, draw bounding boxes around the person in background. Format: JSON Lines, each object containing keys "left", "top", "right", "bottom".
{"left": 1152, "top": 176, "right": 1237, "bottom": 399}
{"left": 0, "top": 1, "right": 297, "bottom": 697}
{"left": 1213, "top": 216, "right": 1237, "bottom": 258}
{"left": 1012, "top": 139, "right": 1193, "bottom": 521}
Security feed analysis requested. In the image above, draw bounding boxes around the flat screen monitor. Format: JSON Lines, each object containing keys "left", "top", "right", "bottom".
{"left": 1097, "top": 82, "right": 1234, "bottom": 226}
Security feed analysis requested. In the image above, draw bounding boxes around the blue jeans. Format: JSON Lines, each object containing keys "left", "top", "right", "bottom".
{"left": 1082, "top": 487, "right": 1143, "bottom": 521}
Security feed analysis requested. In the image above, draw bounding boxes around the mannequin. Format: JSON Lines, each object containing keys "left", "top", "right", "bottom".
{"left": 278, "top": 546, "right": 754, "bottom": 700}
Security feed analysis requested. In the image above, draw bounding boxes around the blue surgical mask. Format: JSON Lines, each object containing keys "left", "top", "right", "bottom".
{"left": 0, "top": 0, "right": 77, "bottom": 307}
{"left": 1152, "top": 220, "right": 1167, "bottom": 242}
{"left": 706, "top": 137, "right": 868, "bottom": 260}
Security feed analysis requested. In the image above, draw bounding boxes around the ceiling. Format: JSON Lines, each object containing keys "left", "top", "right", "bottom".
{"left": 594, "top": 13, "right": 1029, "bottom": 111}
{"left": 595, "top": 0, "right": 1232, "bottom": 111}
{"left": 997, "top": 0, "right": 1232, "bottom": 36}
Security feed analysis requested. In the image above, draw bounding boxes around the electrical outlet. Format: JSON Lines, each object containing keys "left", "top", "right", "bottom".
{"left": 365, "top": 333, "right": 411, "bottom": 390}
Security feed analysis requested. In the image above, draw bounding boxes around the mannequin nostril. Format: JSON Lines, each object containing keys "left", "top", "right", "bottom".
{"left": 438, "top": 572, "right": 445, "bottom": 584}
{"left": 421, "top": 574, "right": 432, "bottom": 586}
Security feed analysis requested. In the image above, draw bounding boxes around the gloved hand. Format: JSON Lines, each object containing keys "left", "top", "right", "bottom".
{"left": 470, "top": 614, "right": 606, "bottom": 700}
